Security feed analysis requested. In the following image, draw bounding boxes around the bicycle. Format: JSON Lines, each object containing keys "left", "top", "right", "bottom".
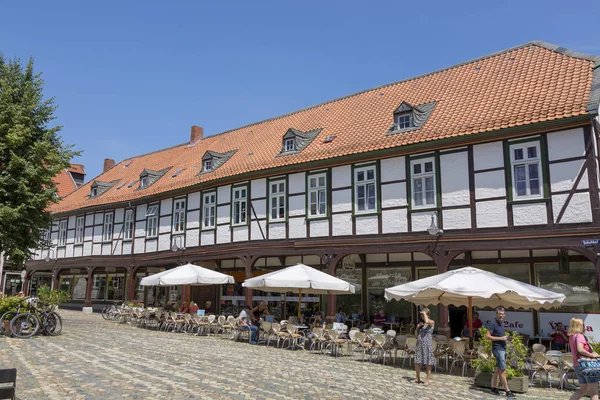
{"left": 0, "top": 299, "right": 26, "bottom": 336}
{"left": 9, "top": 299, "right": 63, "bottom": 339}
{"left": 101, "top": 301, "right": 124, "bottom": 321}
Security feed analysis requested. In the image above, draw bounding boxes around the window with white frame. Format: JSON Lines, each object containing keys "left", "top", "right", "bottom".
{"left": 103, "top": 213, "right": 114, "bottom": 242}
{"left": 139, "top": 176, "right": 149, "bottom": 188}
{"left": 232, "top": 186, "right": 248, "bottom": 225}
{"left": 269, "top": 180, "right": 286, "bottom": 221}
{"left": 308, "top": 173, "right": 327, "bottom": 217}
{"left": 146, "top": 205, "right": 158, "bottom": 237}
{"left": 203, "top": 159, "right": 213, "bottom": 171}
{"left": 354, "top": 165, "right": 377, "bottom": 213}
{"left": 284, "top": 138, "right": 295, "bottom": 152}
{"left": 75, "top": 216, "right": 85, "bottom": 244}
{"left": 124, "top": 209, "right": 134, "bottom": 240}
{"left": 173, "top": 199, "right": 186, "bottom": 233}
{"left": 203, "top": 192, "right": 216, "bottom": 229}
{"left": 395, "top": 113, "right": 412, "bottom": 129}
{"left": 510, "top": 141, "right": 542, "bottom": 199}
{"left": 410, "top": 157, "right": 436, "bottom": 208}
{"left": 57, "top": 220, "right": 67, "bottom": 246}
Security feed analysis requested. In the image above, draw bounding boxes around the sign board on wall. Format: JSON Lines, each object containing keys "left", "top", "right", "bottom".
{"left": 539, "top": 313, "right": 600, "bottom": 341}
{"left": 478, "top": 311, "right": 534, "bottom": 336}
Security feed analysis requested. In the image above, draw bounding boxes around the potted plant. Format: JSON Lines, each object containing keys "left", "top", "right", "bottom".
{"left": 0, "top": 295, "right": 25, "bottom": 333}
{"left": 36, "top": 285, "right": 70, "bottom": 311}
{"left": 473, "top": 327, "right": 529, "bottom": 393}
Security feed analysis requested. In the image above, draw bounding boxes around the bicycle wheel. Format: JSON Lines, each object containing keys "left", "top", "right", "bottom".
{"left": 43, "top": 312, "right": 63, "bottom": 336}
{"left": 101, "top": 307, "right": 110, "bottom": 320}
{"left": 0, "top": 311, "right": 17, "bottom": 336}
{"left": 10, "top": 313, "right": 40, "bottom": 339}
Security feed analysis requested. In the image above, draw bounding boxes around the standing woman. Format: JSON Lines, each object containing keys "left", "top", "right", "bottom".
{"left": 569, "top": 318, "right": 600, "bottom": 400}
{"left": 414, "top": 308, "right": 435, "bottom": 386}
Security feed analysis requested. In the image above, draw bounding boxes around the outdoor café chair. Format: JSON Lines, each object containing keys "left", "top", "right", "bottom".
{"left": 530, "top": 352, "right": 558, "bottom": 388}
{"left": 283, "top": 324, "right": 304, "bottom": 350}
{"left": 532, "top": 343, "right": 546, "bottom": 353}
{"left": 371, "top": 334, "right": 393, "bottom": 364}
{"left": 308, "top": 328, "right": 326, "bottom": 352}
{"left": 393, "top": 335, "right": 407, "bottom": 366}
{"left": 449, "top": 340, "right": 477, "bottom": 377}
{"left": 403, "top": 336, "right": 417, "bottom": 368}
{"left": 560, "top": 353, "right": 575, "bottom": 390}
{"left": 386, "top": 330, "right": 397, "bottom": 338}
{"left": 353, "top": 332, "right": 374, "bottom": 361}
{"left": 325, "top": 330, "right": 347, "bottom": 357}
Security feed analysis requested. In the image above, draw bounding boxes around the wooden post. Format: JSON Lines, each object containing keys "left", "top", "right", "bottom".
{"left": 51, "top": 268, "right": 60, "bottom": 291}
{"left": 84, "top": 267, "right": 94, "bottom": 308}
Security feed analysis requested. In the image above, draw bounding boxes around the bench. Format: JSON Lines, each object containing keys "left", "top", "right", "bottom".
{"left": 0, "top": 368, "right": 16, "bottom": 400}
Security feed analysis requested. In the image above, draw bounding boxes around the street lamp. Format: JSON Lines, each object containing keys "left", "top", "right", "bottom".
{"left": 427, "top": 213, "right": 444, "bottom": 237}
{"left": 171, "top": 236, "right": 186, "bottom": 252}
{"left": 44, "top": 249, "right": 57, "bottom": 262}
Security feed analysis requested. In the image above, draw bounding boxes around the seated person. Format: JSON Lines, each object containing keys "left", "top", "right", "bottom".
{"left": 164, "top": 302, "right": 175, "bottom": 312}
{"left": 179, "top": 302, "right": 190, "bottom": 313}
{"left": 372, "top": 309, "right": 387, "bottom": 328}
{"left": 205, "top": 301, "right": 213, "bottom": 315}
{"left": 463, "top": 312, "right": 483, "bottom": 338}
{"left": 336, "top": 307, "right": 346, "bottom": 323}
{"left": 312, "top": 313, "right": 325, "bottom": 329}
{"left": 356, "top": 310, "right": 368, "bottom": 328}
{"left": 237, "top": 305, "right": 258, "bottom": 344}
{"left": 189, "top": 302, "right": 199, "bottom": 314}
{"left": 550, "top": 322, "right": 569, "bottom": 350}
{"left": 303, "top": 307, "right": 314, "bottom": 325}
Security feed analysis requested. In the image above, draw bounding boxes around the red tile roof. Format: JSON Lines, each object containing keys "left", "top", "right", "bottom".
{"left": 52, "top": 41, "right": 600, "bottom": 214}
{"left": 67, "top": 164, "right": 85, "bottom": 175}
{"left": 53, "top": 169, "right": 78, "bottom": 198}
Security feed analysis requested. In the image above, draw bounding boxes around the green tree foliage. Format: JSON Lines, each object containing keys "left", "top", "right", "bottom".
{"left": 0, "top": 56, "right": 79, "bottom": 267}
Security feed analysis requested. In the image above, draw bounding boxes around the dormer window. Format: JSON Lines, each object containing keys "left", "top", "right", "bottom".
{"left": 89, "top": 180, "right": 119, "bottom": 199}
{"left": 140, "top": 176, "right": 149, "bottom": 188}
{"left": 284, "top": 138, "right": 295, "bottom": 153}
{"left": 198, "top": 150, "right": 237, "bottom": 175}
{"left": 91, "top": 187, "right": 98, "bottom": 197}
{"left": 137, "top": 168, "right": 169, "bottom": 190}
{"left": 395, "top": 113, "right": 412, "bottom": 130}
{"left": 203, "top": 158, "right": 213, "bottom": 171}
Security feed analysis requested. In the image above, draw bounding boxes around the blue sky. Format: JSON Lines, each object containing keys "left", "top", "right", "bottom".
{"left": 1, "top": 1, "right": 599, "bottom": 180}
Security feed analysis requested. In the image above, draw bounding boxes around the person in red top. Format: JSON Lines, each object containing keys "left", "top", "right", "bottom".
{"left": 569, "top": 318, "right": 599, "bottom": 400}
{"left": 463, "top": 312, "right": 483, "bottom": 338}
{"left": 550, "top": 322, "right": 569, "bottom": 351}
{"left": 371, "top": 309, "right": 387, "bottom": 328}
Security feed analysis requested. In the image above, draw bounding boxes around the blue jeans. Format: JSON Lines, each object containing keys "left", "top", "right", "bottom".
{"left": 575, "top": 365, "right": 600, "bottom": 384}
{"left": 492, "top": 348, "right": 506, "bottom": 371}
{"left": 240, "top": 325, "right": 258, "bottom": 343}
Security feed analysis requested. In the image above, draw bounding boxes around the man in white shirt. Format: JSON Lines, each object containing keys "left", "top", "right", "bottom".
{"left": 238, "top": 305, "right": 258, "bottom": 344}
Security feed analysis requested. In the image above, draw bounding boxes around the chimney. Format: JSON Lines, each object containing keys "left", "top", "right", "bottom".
{"left": 103, "top": 158, "right": 115, "bottom": 172}
{"left": 190, "top": 125, "right": 204, "bottom": 143}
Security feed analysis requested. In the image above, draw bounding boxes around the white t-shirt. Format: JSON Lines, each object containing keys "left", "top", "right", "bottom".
{"left": 238, "top": 310, "right": 248, "bottom": 324}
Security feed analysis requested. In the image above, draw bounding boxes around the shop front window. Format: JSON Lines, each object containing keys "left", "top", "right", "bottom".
{"left": 536, "top": 262, "right": 599, "bottom": 313}
{"left": 368, "top": 267, "right": 412, "bottom": 325}
{"left": 107, "top": 274, "right": 125, "bottom": 301}
{"left": 472, "top": 264, "right": 530, "bottom": 284}
{"left": 92, "top": 276, "right": 106, "bottom": 300}
{"left": 72, "top": 275, "right": 88, "bottom": 300}
{"left": 336, "top": 267, "right": 362, "bottom": 316}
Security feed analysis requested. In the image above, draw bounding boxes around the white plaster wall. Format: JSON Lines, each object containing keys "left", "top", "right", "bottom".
{"left": 288, "top": 194, "right": 305, "bottom": 217}
{"left": 217, "top": 225, "right": 230, "bottom": 244}
{"left": 288, "top": 172, "right": 305, "bottom": 194}
{"left": 84, "top": 227, "right": 93, "bottom": 242}
{"left": 83, "top": 242, "right": 92, "bottom": 256}
{"left": 332, "top": 189, "right": 352, "bottom": 213}
{"left": 159, "top": 216, "right": 171, "bottom": 234}
{"left": 310, "top": 219, "right": 329, "bottom": 237}
{"left": 74, "top": 246, "right": 83, "bottom": 257}
{"left": 68, "top": 215, "right": 76, "bottom": 229}
{"left": 473, "top": 141, "right": 504, "bottom": 171}
{"left": 381, "top": 156, "right": 406, "bottom": 182}
{"left": 113, "top": 223, "right": 123, "bottom": 240}
{"left": 332, "top": 165, "right": 351, "bottom": 188}
{"left": 136, "top": 204, "right": 147, "bottom": 220}
{"left": 92, "top": 243, "right": 101, "bottom": 255}
{"left": 411, "top": 212, "right": 432, "bottom": 232}
{"left": 355, "top": 215, "right": 378, "bottom": 235}
{"left": 268, "top": 223, "right": 286, "bottom": 240}
{"left": 251, "top": 200, "right": 266, "bottom": 219}
{"left": 114, "top": 208, "right": 124, "bottom": 223}
{"left": 288, "top": 218, "right": 306, "bottom": 239}
{"left": 381, "top": 182, "right": 407, "bottom": 208}
{"left": 101, "top": 243, "right": 112, "bottom": 255}
{"left": 187, "top": 210, "right": 200, "bottom": 230}
{"left": 217, "top": 205, "right": 229, "bottom": 225}
{"left": 94, "top": 213, "right": 103, "bottom": 225}
{"left": 65, "top": 244, "right": 74, "bottom": 258}
{"left": 332, "top": 213, "right": 353, "bottom": 236}
{"left": 135, "top": 221, "right": 145, "bottom": 237}
{"left": 188, "top": 192, "right": 201, "bottom": 210}
{"left": 442, "top": 208, "right": 471, "bottom": 230}
{"left": 122, "top": 242, "right": 132, "bottom": 255}
{"left": 201, "top": 230, "right": 215, "bottom": 246}
{"left": 186, "top": 229, "right": 199, "bottom": 248}
{"left": 251, "top": 178, "right": 266, "bottom": 199}
{"left": 552, "top": 192, "right": 593, "bottom": 223}
{"left": 92, "top": 226, "right": 102, "bottom": 243}
{"left": 232, "top": 226, "right": 249, "bottom": 242}
{"left": 66, "top": 229, "right": 75, "bottom": 244}
{"left": 475, "top": 170, "right": 506, "bottom": 200}
{"left": 218, "top": 185, "right": 231, "bottom": 204}
{"left": 158, "top": 234, "right": 170, "bottom": 251}
{"left": 547, "top": 127, "right": 585, "bottom": 161}
{"left": 476, "top": 199, "right": 508, "bottom": 228}
{"left": 250, "top": 220, "right": 267, "bottom": 241}
{"left": 382, "top": 208, "right": 408, "bottom": 233}
{"left": 85, "top": 214, "right": 94, "bottom": 226}
{"left": 133, "top": 238, "right": 145, "bottom": 254}
{"left": 441, "top": 152, "right": 470, "bottom": 206}
{"left": 57, "top": 247, "right": 65, "bottom": 258}
{"left": 146, "top": 239, "right": 157, "bottom": 252}
{"left": 550, "top": 159, "right": 587, "bottom": 192}
{"left": 160, "top": 198, "right": 172, "bottom": 215}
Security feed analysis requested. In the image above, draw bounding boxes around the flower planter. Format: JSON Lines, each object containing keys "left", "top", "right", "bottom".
{"left": 474, "top": 372, "right": 529, "bottom": 393}
{"left": 2, "top": 320, "right": 11, "bottom": 336}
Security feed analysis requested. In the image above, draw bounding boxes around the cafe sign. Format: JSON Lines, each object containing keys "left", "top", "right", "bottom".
{"left": 342, "top": 257, "right": 356, "bottom": 271}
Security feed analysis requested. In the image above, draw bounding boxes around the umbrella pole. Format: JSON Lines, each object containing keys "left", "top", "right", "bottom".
{"left": 468, "top": 296, "right": 473, "bottom": 349}
{"left": 297, "top": 289, "right": 302, "bottom": 320}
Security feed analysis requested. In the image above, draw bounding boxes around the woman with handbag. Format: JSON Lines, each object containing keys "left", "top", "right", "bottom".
{"left": 569, "top": 318, "right": 600, "bottom": 400}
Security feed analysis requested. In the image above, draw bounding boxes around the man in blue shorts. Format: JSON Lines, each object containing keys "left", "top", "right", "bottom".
{"left": 485, "top": 306, "right": 515, "bottom": 398}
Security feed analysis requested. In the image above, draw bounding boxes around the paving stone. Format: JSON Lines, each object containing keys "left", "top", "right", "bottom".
{"left": 0, "top": 310, "right": 574, "bottom": 399}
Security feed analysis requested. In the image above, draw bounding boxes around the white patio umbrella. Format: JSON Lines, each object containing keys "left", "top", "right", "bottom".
{"left": 384, "top": 266, "right": 565, "bottom": 340}
{"left": 242, "top": 263, "right": 356, "bottom": 318}
{"left": 140, "top": 263, "right": 234, "bottom": 286}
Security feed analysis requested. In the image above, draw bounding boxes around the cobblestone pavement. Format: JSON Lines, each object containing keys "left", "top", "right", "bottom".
{"left": 0, "top": 310, "right": 574, "bottom": 400}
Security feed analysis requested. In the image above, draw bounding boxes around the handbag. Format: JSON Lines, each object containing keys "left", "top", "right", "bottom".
{"left": 577, "top": 335, "right": 600, "bottom": 377}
